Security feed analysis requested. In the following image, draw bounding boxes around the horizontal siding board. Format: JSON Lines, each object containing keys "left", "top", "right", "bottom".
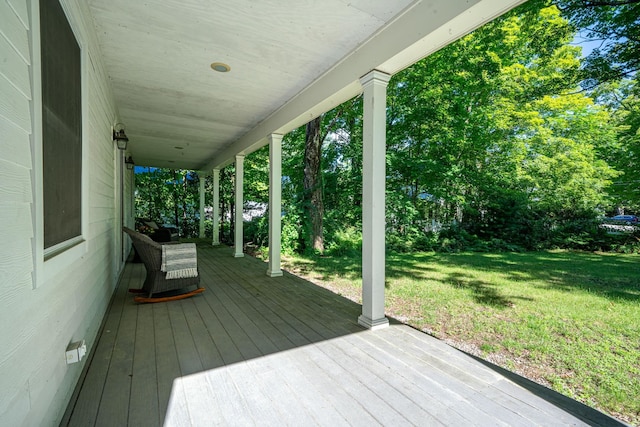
{"left": 0, "top": 304, "right": 46, "bottom": 405}
{"left": 0, "top": 1, "right": 30, "bottom": 62}
{"left": 88, "top": 154, "right": 115, "bottom": 188}
{"left": 89, "top": 207, "right": 116, "bottom": 224}
{"left": 6, "top": 0, "right": 30, "bottom": 30}
{"left": 0, "top": 159, "right": 32, "bottom": 203}
{"left": 0, "top": 75, "right": 31, "bottom": 132}
{"left": 0, "top": 116, "right": 32, "bottom": 168}
{"left": 0, "top": 202, "right": 33, "bottom": 240}
{"left": 89, "top": 191, "right": 116, "bottom": 209}
{"left": 88, "top": 76, "right": 115, "bottom": 120}
{"left": 0, "top": 34, "right": 30, "bottom": 98}
{"left": 0, "top": 381, "right": 30, "bottom": 426}
{"left": 0, "top": 0, "right": 125, "bottom": 425}
{"left": 0, "top": 235, "right": 32, "bottom": 293}
{"left": 0, "top": 254, "right": 32, "bottom": 294}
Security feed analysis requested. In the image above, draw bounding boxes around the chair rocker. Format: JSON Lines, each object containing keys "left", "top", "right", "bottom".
{"left": 123, "top": 227, "right": 204, "bottom": 303}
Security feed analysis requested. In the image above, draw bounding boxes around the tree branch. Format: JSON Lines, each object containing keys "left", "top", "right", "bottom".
{"left": 577, "top": 0, "right": 640, "bottom": 6}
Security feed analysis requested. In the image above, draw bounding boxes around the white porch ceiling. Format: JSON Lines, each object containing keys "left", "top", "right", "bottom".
{"left": 87, "top": 0, "right": 525, "bottom": 171}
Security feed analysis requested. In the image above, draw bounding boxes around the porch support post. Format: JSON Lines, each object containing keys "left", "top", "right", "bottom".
{"left": 358, "top": 70, "right": 390, "bottom": 330}
{"left": 267, "top": 134, "right": 283, "bottom": 277}
{"left": 212, "top": 168, "right": 220, "bottom": 245}
{"left": 234, "top": 154, "right": 245, "bottom": 257}
{"left": 199, "top": 173, "right": 205, "bottom": 238}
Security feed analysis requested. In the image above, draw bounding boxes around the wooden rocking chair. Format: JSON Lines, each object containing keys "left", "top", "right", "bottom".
{"left": 123, "top": 227, "right": 204, "bottom": 303}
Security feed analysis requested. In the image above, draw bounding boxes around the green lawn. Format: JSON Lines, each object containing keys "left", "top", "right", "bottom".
{"left": 281, "top": 250, "right": 640, "bottom": 425}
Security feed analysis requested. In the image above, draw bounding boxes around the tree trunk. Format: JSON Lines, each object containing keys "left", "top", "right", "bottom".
{"left": 182, "top": 172, "right": 188, "bottom": 235}
{"left": 172, "top": 169, "right": 180, "bottom": 234}
{"left": 347, "top": 114, "right": 362, "bottom": 208}
{"left": 303, "top": 116, "right": 324, "bottom": 253}
{"left": 229, "top": 170, "right": 235, "bottom": 242}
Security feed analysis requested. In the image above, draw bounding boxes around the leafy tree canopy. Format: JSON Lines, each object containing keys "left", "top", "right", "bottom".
{"left": 554, "top": 0, "right": 640, "bottom": 87}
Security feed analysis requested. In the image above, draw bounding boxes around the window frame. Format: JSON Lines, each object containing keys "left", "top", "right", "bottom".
{"left": 31, "top": 0, "right": 89, "bottom": 288}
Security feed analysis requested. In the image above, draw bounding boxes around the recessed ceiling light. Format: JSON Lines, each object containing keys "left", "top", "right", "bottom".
{"left": 210, "top": 62, "right": 231, "bottom": 73}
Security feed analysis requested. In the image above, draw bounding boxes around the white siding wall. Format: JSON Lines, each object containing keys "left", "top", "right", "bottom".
{"left": 0, "top": 0, "right": 130, "bottom": 425}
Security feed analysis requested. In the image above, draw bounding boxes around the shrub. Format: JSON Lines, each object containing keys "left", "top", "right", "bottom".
{"left": 325, "top": 227, "right": 362, "bottom": 256}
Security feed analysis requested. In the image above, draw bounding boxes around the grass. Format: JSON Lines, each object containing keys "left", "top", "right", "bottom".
{"left": 280, "top": 250, "right": 640, "bottom": 425}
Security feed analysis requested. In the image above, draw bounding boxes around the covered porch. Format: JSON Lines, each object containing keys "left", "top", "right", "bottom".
{"left": 4, "top": 1, "right": 628, "bottom": 424}
{"left": 62, "top": 244, "right": 612, "bottom": 426}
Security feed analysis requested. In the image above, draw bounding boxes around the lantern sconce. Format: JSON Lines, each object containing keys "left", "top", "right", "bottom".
{"left": 124, "top": 156, "right": 135, "bottom": 170}
{"left": 113, "top": 123, "right": 129, "bottom": 150}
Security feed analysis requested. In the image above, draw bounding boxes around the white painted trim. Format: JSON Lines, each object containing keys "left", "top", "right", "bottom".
{"left": 359, "top": 70, "right": 390, "bottom": 330}
{"left": 267, "top": 134, "right": 283, "bottom": 277}
{"left": 234, "top": 155, "right": 244, "bottom": 258}
{"left": 30, "top": 0, "right": 91, "bottom": 288}
{"left": 30, "top": 0, "right": 44, "bottom": 288}
{"left": 202, "top": 1, "right": 526, "bottom": 171}
{"left": 212, "top": 169, "right": 220, "bottom": 245}
{"left": 199, "top": 173, "right": 205, "bottom": 238}
{"left": 357, "top": 315, "right": 389, "bottom": 331}
{"left": 115, "top": 148, "right": 123, "bottom": 270}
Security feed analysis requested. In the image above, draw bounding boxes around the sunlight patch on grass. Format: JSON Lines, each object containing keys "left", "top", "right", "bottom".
{"left": 282, "top": 250, "right": 640, "bottom": 425}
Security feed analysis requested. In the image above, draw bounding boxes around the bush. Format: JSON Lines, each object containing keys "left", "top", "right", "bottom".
{"left": 325, "top": 227, "right": 362, "bottom": 256}
{"left": 609, "top": 230, "right": 640, "bottom": 254}
{"left": 387, "top": 230, "right": 438, "bottom": 253}
{"left": 245, "top": 215, "right": 269, "bottom": 247}
{"left": 281, "top": 219, "right": 301, "bottom": 255}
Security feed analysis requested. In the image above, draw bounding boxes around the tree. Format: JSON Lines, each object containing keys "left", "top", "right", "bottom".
{"left": 554, "top": 0, "right": 640, "bottom": 87}
{"left": 595, "top": 79, "right": 640, "bottom": 211}
{"left": 384, "top": 2, "right": 620, "bottom": 248}
{"left": 213, "top": 0, "right": 634, "bottom": 254}
{"left": 303, "top": 116, "right": 325, "bottom": 253}
{"left": 133, "top": 168, "right": 202, "bottom": 237}
{"left": 515, "top": 94, "right": 620, "bottom": 216}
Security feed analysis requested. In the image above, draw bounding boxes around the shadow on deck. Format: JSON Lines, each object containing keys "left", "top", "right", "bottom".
{"left": 62, "top": 244, "right": 625, "bottom": 426}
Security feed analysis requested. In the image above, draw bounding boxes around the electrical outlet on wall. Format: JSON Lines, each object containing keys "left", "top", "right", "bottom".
{"left": 65, "top": 340, "right": 87, "bottom": 364}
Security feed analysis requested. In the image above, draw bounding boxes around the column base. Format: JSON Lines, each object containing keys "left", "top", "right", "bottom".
{"left": 266, "top": 269, "right": 283, "bottom": 278}
{"left": 234, "top": 252, "right": 244, "bottom": 258}
{"left": 358, "top": 315, "right": 389, "bottom": 330}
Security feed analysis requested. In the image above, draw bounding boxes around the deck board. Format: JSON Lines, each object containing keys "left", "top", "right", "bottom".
{"left": 66, "top": 265, "right": 133, "bottom": 427}
{"left": 128, "top": 302, "right": 160, "bottom": 427}
{"left": 152, "top": 303, "right": 182, "bottom": 426}
{"left": 63, "top": 244, "right": 623, "bottom": 426}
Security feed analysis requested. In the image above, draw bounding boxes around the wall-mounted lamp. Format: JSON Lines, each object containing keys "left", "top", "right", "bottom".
{"left": 113, "top": 123, "right": 129, "bottom": 150}
{"left": 124, "top": 156, "right": 135, "bottom": 170}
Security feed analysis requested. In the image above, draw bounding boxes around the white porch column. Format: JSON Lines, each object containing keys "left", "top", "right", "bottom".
{"left": 212, "top": 168, "right": 220, "bottom": 246}
{"left": 267, "top": 134, "right": 283, "bottom": 277}
{"left": 358, "top": 70, "right": 391, "bottom": 330}
{"left": 234, "top": 154, "right": 245, "bottom": 257}
{"left": 199, "top": 173, "right": 205, "bottom": 238}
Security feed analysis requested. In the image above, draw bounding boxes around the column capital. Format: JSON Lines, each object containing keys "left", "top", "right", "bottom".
{"left": 359, "top": 69, "right": 391, "bottom": 87}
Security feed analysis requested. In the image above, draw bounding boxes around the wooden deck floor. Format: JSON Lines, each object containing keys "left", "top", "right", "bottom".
{"left": 62, "top": 244, "right": 623, "bottom": 426}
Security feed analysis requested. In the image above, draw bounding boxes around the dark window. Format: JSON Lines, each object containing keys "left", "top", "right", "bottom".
{"left": 40, "top": 0, "right": 82, "bottom": 251}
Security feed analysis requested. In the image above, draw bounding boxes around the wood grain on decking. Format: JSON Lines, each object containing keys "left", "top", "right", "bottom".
{"left": 63, "top": 245, "right": 621, "bottom": 427}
